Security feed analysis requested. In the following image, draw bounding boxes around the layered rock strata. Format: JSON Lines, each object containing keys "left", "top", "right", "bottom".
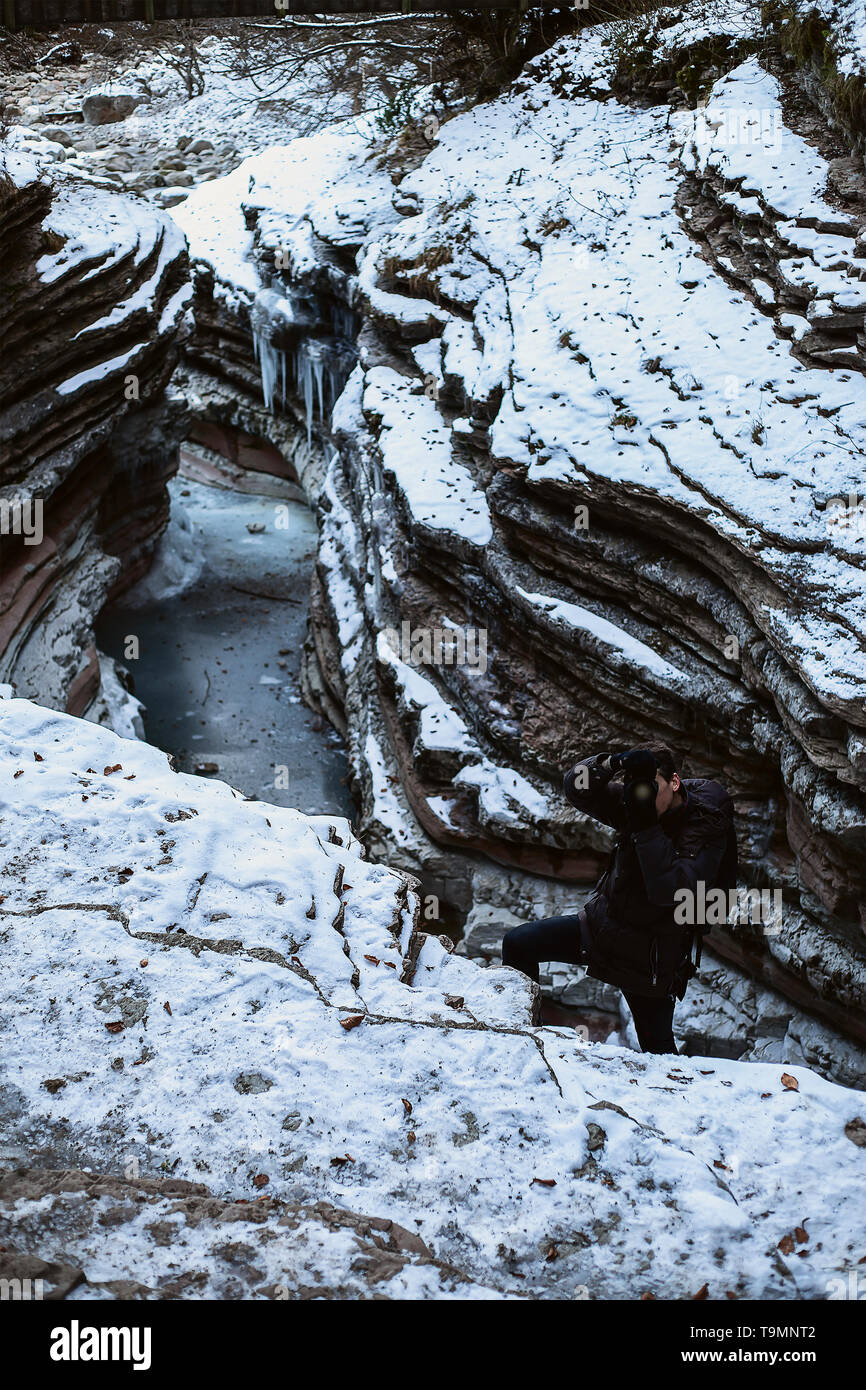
{"left": 172, "top": 26, "right": 866, "bottom": 1081}
{"left": 0, "top": 149, "right": 190, "bottom": 716}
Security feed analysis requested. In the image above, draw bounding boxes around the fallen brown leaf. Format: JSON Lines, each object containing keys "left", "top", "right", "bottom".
{"left": 401, "top": 1098, "right": 413, "bottom": 1116}
{"left": 163, "top": 1001, "right": 172, "bottom": 1016}
{"left": 778, "top": 1234, "right": 795, "bottom": 1255}
{"left": 692, "top": 1283, "right": 709, "bottom": 1300}
{"left": 105, "top": 1021, "right": 124, "bottom": 1034}
{"left": 103, "top": 764, "right": 123, "bottom": 776}
{"left": 845, "top": 1117, "right": 866, "bottom": 1147}
{"left": 781, "top": 1072, "right": 799, "bottom": 1091}
{"left": 339, "top": 1014, "right": 364, "bottom": 1031}
{"left": 531, "top": 1177, "right": 556, "bottom": 1187}
{"left": 253, "top": 1173, "right": 269, "bottom": 1189}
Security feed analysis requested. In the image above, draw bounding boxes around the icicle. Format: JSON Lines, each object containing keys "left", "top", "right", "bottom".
{"left": 312, "top": 352, "right": 325, "bottom": 421}
{"left": 250, "top": 288, "right": 297, "bottom": 415}
{"left": 326, "top": 346, "right": 355, "bottom": 415}
{"left": 296, "top": 345, "right": 315, "bottom": 445}
{"left": 251, "top": 329, "right": 273, "bottom": 413}
{"left": 259, "top": 332, "right": 280, "bottom": 413}
{"left": 331, "top": 303, "right": 356, "bottom": 344}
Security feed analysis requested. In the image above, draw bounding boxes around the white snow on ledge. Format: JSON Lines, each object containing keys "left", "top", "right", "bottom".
{"left": 171, "top": 121, "right": 397, "bottom": 308}
{"left": 1, "top": 697, "right": 866, "bottom": 1296}
{"left": 516, "top": 586, "right": 688, "bottom": 685}
{"left": 684, "top": 60, "right": 846, "bottom": 226}
{"left": 363, "top": 367, "right": 493, "bottom": 548}
{"left": 376, "top": 631, "right": 554, "bottom": 829}
{"left": 377, "top": 629, "right": 476, "bottom": 755}
{"left": 56, "top": 343, "right": 147, "bottom": 396}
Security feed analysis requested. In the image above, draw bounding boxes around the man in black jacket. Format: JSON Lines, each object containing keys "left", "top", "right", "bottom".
{"left": 501, "top": 743, "right": 737, "bottom": 1054}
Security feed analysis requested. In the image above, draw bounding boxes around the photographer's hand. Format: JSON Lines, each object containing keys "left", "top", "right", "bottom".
{"left": 612, "top": 748, "right": 658, "bottom": 781}
{"left": 603, "top": 747, "right": 633, "bottom": 773}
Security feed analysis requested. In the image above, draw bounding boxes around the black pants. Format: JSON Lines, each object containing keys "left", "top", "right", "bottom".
{"left": 501, "top": 914, "right": 677, "bottom": 1055}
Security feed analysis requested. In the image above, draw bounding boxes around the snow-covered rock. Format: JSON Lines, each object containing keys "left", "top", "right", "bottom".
{"left": 0, "top": 1168, "right": 500, "bottom": 1301}
{"left": 169, "top": 11, "right": 866, "bottom": 1076}
{"left": 82, "top": 86, "right": 149, "bottom": 127}
{"left": 0, "top": 145, "right": 190, "bottom": 721}
{"left": 2, "top": 696, "right": 866, "bottom": 1299}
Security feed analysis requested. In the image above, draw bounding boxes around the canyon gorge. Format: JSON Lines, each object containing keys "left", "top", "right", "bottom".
{"left": 173, "top": 9, "right": 866, "bottom": 1083}
{"left": 2, "top": 0, "right": 866, "bottom": 1300}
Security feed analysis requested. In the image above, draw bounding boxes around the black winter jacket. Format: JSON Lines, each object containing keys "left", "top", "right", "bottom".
{"left": 564, "top": 753, "right": 737, "bottom": 998}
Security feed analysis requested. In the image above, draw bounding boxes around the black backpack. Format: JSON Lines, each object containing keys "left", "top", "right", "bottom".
{"left": 672, "top": 780, "right": 738, "bottom": 997}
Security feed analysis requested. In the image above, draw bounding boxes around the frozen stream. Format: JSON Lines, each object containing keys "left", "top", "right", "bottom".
{"left": 97, "top": 475, "right": 354, "bottom": 819}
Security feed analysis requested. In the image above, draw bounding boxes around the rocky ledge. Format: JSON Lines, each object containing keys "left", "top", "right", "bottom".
{"left": 2, "top": 693, "right": 866, "bottom": 1299}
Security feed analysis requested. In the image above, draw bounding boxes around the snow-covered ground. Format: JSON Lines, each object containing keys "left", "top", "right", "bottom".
{"left": 385, "top": 42, "right": 866, "bottom": 709}
{"left": 0, "top": 28, "right": 364, "bottom": 242}
{"left": 2, "top": 694, "right": 866, "bottom": 1298}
